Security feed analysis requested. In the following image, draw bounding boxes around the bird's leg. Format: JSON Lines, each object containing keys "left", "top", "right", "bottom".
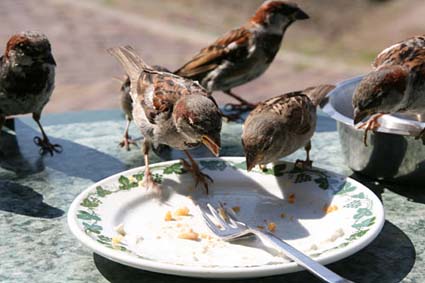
{"left": 142, "top": 141, "right": 161, "bottom": 192}
{"left": 415, "top": 128, "right": 425, "bottom": 145}
{"left": 223, "top": 90, "right": 256, "bottom": 109}
{"left": 356, "top": 113, "right": 384, "bottom": 146}
{"left": 119, "top": 117, "right": 137, "bottom": 151}
{"left": 222, "top": 90, "right": 257, "bottom": 121}
{"left": 181, "top": 150, "right": 213, "bottom": 194}
{"left": 32, "top": 113, "right": 62, "bottom": 156}
{"left": 295, "top": 141, "right": 313, "bottom": 169}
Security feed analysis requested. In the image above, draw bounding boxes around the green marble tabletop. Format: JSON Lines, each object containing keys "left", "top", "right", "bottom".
{"left": 0, "top": 110, "right": 423, "bottom": 283}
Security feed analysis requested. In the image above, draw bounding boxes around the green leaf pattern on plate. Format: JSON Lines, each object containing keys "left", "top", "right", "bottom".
{"left": 77, "top": 160, "right": 377, "bottom": 261}
{"left": 163, "top": 163, "right": 187, "bottom": 175}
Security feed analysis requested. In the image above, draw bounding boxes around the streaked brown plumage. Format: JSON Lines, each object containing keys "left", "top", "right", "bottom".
{"left": 118, "top": 64, "right": 171, "bottom": 151}
{"left": 175, "top": 1, "right": 309, "bottom": 112}
{"left": 373, "top": 35, "right": 425, "bottom": 68}
{"left": 242, "top": 85, "right": 335, "bottom": 171}
{"left": 108, "top": 46, "right": 222, "bottom": 193}
{"left": 353, "top": 35, "right": 425, "bottom": 145}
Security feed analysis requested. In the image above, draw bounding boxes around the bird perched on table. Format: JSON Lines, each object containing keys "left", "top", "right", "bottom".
{"left": 0, "top": 31, "right": 61, "bottom": 155}
{"left": 118, "top": 64, "right": 171, "bottom": 151}
{"left": 175, "top": 1, "right": 309, "bottom": 113}
{"left": 353, "top": 35, "right": 425, "bottom": 145}
{"left": 242, "top": 84, "right": 335, "bottom": 171}
{"left": 108, "top": 46, "right": 222, "bottom": 193}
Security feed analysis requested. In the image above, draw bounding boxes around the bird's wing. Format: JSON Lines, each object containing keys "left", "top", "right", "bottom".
{"left": 249, "top": 91, "right": 315, "bottom": 135}
{"left": 401, "top": 48, "right": 425, "bottom": 71}
{"left": 373, "top": 35, "right": 425, "bottom": 68}
{"left": 174, "top": 27, "right": 252, "bottom": 79}
{"left": 302, "top": 84, "right": 335, "bottom": 107}
{"left": 138, "top": 71, "right": 213, "bottom": 124}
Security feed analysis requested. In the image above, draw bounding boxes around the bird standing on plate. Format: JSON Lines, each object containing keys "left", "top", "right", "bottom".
{"left": 174, "top": 1, "right": 309, "bottom": 115}
{"left": 242, "top": 85, "right": 335, "bottom": 171}
{"left": 118, "top": 63, "right": 171, "bottom": 151}
{"left": 108, "top": 46, "right": 222, "bottom": 193}
{"left": 0, "top": 31, "right": 61, "bottom": 155}
{"left": 353, "top": 35, "right": 425, "bottom": 145}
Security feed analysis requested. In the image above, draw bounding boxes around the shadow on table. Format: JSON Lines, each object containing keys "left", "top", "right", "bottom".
{"left": 93, "top": 220, "right": 414, "bottom": 283}
{"left": 350, "top": 172, "right": 425, "bottom": 205}
{"left": 0, "top": 120, "right": 126, "bottom": 182}
{"left": 0, "top": 180, "right": 64, "bottom": 218}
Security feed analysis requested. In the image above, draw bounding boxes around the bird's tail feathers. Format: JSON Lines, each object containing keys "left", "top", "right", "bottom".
{"left": 107, "top": 46, "right": 150, "bottom": 83}
{"left": 304, "top": 84, "right": 336, "bottom": 107}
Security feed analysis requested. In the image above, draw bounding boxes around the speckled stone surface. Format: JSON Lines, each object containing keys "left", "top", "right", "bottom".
{"left": 0, "top": 110, "right": 423, "bottom": 283}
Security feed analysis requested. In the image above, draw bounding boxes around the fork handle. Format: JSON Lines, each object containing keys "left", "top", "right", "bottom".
{"left": 253, "top": 230, "right": 355, "bottom": 283}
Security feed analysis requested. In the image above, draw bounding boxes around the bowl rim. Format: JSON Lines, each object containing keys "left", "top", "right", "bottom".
{"left": 321, "top": 76, "right": 425, "bottom": 136}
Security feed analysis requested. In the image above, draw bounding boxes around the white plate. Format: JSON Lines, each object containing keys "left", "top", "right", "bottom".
{"left": 68, "top": 157, "right": 384, "bottom": 279}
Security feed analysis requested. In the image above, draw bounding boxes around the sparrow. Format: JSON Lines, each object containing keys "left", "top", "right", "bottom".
{"left": 242, "top": 85, "right": 335, "bottom": 171}
{"left": 175, "top": 1, "right": 309, "bottom": 114}
{"left": 0, "top": 31, "right": 61, "bottom": 155}
{"left": 118, "top": 64, "right": 171, "bottom": 151}
{"left": 353, "top": 35, "right": 425, "bottom": 145}
{"left": 108, "top": 46, "right": 222, "bottom": 193}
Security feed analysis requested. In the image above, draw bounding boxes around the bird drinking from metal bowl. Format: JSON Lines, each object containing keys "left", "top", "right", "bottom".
{"left": 321, "top": 76, "right": 425, "bottom": 185}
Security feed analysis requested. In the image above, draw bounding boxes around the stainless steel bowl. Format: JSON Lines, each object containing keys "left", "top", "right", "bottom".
{"left": 321, "top": 76, "right": 425, "bottom": 185}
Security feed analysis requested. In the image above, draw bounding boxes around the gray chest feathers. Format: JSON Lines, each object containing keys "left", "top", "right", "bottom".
{"left": 0, "top": 63, "right": 55, "bottom": 115}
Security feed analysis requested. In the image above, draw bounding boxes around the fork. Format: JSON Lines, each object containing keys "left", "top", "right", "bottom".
{"left": 199, "top": 203, "right": 355, "bottom": 283}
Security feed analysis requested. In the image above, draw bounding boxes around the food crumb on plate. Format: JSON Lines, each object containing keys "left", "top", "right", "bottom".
{"left": 232, "top": 206, "right": 240, "bottom": 213}
{"left": 164, "top": 210, "right": 173, "bottom": 221}
{"left": 257, "top": 225, "right": 265, "bottom": 230}
{"left": 218, "top": 207, "right": 229, "bottom": 221}
{"left": 288, "top": 193, "right": 296, "bottom": 204}
{"left": 323, "top": 204, "right": 338, "bottom": 214}
{"left": 175, "top": 206, "right": 190, "bottom": 216}
{"left": 111, "top": 235, "right": 124, "bottom": 246}
{"left": 178, "top": 229, "right": 200, "bottom": 241}
{"left": 280, "top": 213, "right": 285, "bottom": 218}
{"left": 200, "top": 233, "right": 210, "bottom": 240}
{"left": 267, "top": 222, "right": 277, "bottom": 232}
{"left": 128, "top": 176, "right": 137, "bottom": 184}
{"left": 114, "top": 223, "right": 126, "bottom": 236}
{"left": 328, "top": 228, "right": 344, "bottom": 242}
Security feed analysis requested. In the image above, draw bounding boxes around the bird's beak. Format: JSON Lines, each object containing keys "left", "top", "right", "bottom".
{"left": 245, "top": 151, "right": 261, "bottom": 172}
{"left": 294, "top": 9, "right": 309, "bottom": 20}
{"left": 201, "top": 134, "right": 220, "bottom": 157}
{"left": 353, "top": 109, "right": 370, "bottom": 125}
{"left": 45, "top": 53, "right": 56, "bottom": 65}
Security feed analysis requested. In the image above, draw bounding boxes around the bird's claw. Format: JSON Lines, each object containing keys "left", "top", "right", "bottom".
{"left": 142, "top": 172, "right": 162, "bottom": 195}
{"left": 33, "top": 136, "right": 63, "bottom": 156}
{"left": 295, "top": 159, "right": 313, "bottom": 170}
{"left": 119, "top": 136, "right": 138, "bottom": 151}
{"left": 356, "top": 116, "right": 382, "bottom": 146}
{"left": 180, "top": 158, "right": 213, "bottom": 194}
